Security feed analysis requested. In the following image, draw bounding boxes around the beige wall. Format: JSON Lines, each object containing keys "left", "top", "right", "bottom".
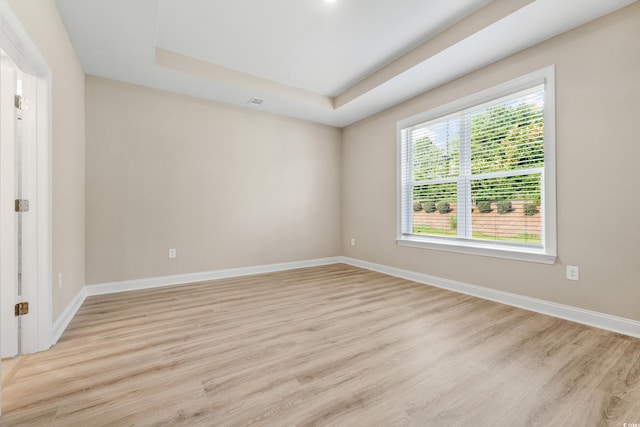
{"left": 342, "top": 4, "right": 640, "bottom": 321}
{"left": 85, "top": 76, "right": 342, "bottom": 285}
{"left": 10, "top": 0, "right": 638, "bottom": 326}
{"left": 7, "top": 0, "right": 86, "bottom": 320}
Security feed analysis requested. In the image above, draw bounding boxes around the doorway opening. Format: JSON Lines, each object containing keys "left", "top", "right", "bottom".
{"left": 1, "top": 48, "right": 36, "bottom": 360}
{"left": 0, "top": 3, "right": 53, "bottom": 416}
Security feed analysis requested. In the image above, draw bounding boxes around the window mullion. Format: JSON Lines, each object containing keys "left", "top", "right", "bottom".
{"left": 458, "top": 112, "right": 472, "bottom": 239}
{"left": 401, "top": 129, "right": 413, "bottom": 234}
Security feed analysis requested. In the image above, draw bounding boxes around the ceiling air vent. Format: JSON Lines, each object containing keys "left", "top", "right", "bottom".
{"left": 247, "top": 97, "right": 264, "bottom": 106}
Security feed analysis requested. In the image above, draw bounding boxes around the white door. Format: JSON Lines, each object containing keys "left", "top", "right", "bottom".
{"left": 0, "top": 49, "right": 35, "bottom": 359}
{"left": 0, "top": 3, "right": 54, "bottom": 415}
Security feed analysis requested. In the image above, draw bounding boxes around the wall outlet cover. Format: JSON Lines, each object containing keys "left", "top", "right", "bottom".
{"left": 566, "top": 265, "right": 579, "bottom": 281}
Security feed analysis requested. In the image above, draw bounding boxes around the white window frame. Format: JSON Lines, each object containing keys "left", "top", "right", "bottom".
{"left": 396, "top": 66, "right": 556, "bottom": 264}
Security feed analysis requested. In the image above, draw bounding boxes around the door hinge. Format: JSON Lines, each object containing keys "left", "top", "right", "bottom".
{"left": 14, "top": 94, "right": 29, "bottom": 111}
{"left": 15, "top": 302, "right": 29, "bottom": 316}
{"left": 15, "top": 199, "right": 29, "bottom": 212}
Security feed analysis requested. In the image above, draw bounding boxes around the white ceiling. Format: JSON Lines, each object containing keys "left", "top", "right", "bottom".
{"left": 54, "top": 0, "right": 636, "bottom": 127}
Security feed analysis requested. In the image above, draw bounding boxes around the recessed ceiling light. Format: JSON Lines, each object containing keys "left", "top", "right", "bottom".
{"left": 324, "top": 0, "right": 337, "bottom": 3}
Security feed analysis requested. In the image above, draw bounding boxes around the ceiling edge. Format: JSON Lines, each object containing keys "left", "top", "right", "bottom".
{"left": 155, "top": 48, "right": 334, "bottom": 110}
{"left": 334, "top": 0, "right": 534, "bottom": 109}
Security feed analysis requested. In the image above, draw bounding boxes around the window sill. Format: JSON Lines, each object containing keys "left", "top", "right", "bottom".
{"left": 396, "top": 236, "right": 556, "bottom": 264}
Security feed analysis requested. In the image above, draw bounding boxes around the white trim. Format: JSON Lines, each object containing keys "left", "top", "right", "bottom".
{"left": 51, "top": 287, "right": 86, "bottom": 345}
{"left": 397, "top": 67, "right": 552, "bottom": 129}
{"left": 85, "top": 257, "right": 342, "bottom": 296}
{"left": 396, "top": 238, "right": 555, "bottom": 264}
{"left": 397, "top": 66, "right": 557, "bottom": 264}
{"left": 34, "top": 72, "right": 53, "bottom": 352}
{"left": 341, "top": 257, "right": 640, "bottom": 339}
{"left": 0, "top": 0, "right": 53, "bottom": 356}
{"left": 50, "top": 255, "right": 639, "bottom": 347}
{"left": 542, "top": 65, "right": 557, "bottom": 258}
{"left": 49, "top": 257, "right": 342, "bottom": 345}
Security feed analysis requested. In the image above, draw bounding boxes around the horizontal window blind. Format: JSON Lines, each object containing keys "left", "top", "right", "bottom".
{"left": 401, "top": 84, "right": 545, "bottom": 247}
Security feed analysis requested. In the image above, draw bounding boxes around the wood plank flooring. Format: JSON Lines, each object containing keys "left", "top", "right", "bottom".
{"left": 1, "top": 356, "right": 23, "bottom": 389}
{"left": 1, "top": 264, "right": 639, "bottom": 426}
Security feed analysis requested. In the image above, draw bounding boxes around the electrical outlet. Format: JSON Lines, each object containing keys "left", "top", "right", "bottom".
{"left": 566, "top": 265, "right": 579, "bottom": 281}
{"left": 168, "top": 248, "right": 177, "bottom": 259}
{"left": 58, "top": 272, "right": 63, "bottom": 289}
{"left": 350, "top": 238, "right": 356, "bottom": 246}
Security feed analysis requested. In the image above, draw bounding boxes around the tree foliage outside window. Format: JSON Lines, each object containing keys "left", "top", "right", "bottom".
{"left": 412, "top": 102, "right": 543, "bottom": 205}
{"left": 470, "top": 103, "right": 544, "bottom": 204}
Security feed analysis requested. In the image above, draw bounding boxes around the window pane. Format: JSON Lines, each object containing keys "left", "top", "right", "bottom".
{"left": 471, "top": 174, "right": 542, "bottom": 245}
{"left": 412, "top": 181, "right": 457, "bottom": 236}
{"left": 412, "top": 117, "right": 460, "bottom": 181}
{"left": 470, "top": 91, "right": 544, "bottom": 175}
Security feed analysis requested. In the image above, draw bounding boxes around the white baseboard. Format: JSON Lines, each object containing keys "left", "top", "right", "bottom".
{"left": 50, "top": 257, "right": 341, "bottom": 345}
{"left": 341, "top": 257, "right": 640, "bottom": 339}
{"left": 51, "top": 286, "right": 87, "bottom": 345}
{"left": 51, "top": 255, "right": 639, "bottom": 347}
{"left": 85, "top": 257, "right": 342, "bottom": 296}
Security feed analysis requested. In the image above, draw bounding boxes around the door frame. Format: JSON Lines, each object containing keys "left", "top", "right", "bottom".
{"left": 0, "top": 0, "right": 52, "bottom": 363}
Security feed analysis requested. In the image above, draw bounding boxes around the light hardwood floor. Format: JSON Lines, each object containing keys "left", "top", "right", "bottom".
{"left": 1, "top": 264, "right": 639, "bottom": 426}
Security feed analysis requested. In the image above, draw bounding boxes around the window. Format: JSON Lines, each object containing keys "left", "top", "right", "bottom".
{"left": 397, "top": 67, "right": 556, "bottom": 264}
